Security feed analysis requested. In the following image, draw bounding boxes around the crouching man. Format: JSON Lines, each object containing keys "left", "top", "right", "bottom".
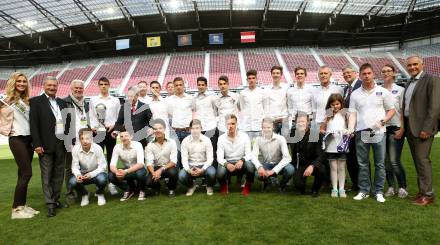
{"left": 216, "top": 114, "right": 255, "bottom": 195}
{"left": 179, "top": 119, "right": 216, "bottom": 196}
{"left": 145, "top": 119, "right": 179, "bottom": 197}
{"left": 252, "top": 117, "right": 293, "bottom": 193}
{"left": 70, "top": 128, "right": 108, "bottom": 206}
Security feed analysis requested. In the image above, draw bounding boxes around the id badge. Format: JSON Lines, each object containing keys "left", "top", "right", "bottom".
{"left": 80, "top": 116, "right": 87, "bottom": 127}
{"left": 56, "top": 119, "right": 64, "bottom": 135}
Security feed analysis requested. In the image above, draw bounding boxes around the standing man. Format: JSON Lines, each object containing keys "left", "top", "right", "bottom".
{"left": 113, "top": 86, "right": 152, "bottom": 148}
{"left": 30, "top": 76, "right": 70, "bottom": 217}
{"left": 215, "top": 76, "right": 239, "bottom": 135}
{"left": 312, "top": 66, "right": 344, "bottom": 126}
{"left": 145, "top": 119, "right": 179, "bottom": 197}
{"left": 89, "top": 77, "right": 121, "bottom": 195}
{"left": 192, "top": 77, "right": 218, "bottom": 167}
{"left": 348, "top": 63, "right": 395, "bottom": 203}
{"left": 264, "top": 66, "right": 288, "bottom": 135}
{"left": 178, "top": 119, "right": 216, "bottom": 196}
{"left": 149, "top": 81, "right": 170, "bottom": 135}
{"left": 252, "top": 117, "right": 293, "bottom": 193}
{"left": 239, "top": 70, "right": 265, "bottom": 141}
{"left": 216, "top": 114, "right": 255, "bottom": 195}
{"left": 342, "top": 65, "right": 362, "bottom": 192}
{"left": 165, "top": 81, "right": 175, "bottom": 97}
{"left": 403, "top": 56, "right": 440, "bottom": 206}
{"left": 287, "top": 67, "right": 313, "bottom": 130}
{"left": 63, "top": 79, "right": 89, "bottom": 203}
{"left": 137, "top": 81, "right": 151, "bottom": 104}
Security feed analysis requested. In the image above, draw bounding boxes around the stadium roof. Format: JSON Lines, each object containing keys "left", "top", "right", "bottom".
{"left": 0, "top": 0, "right": 439, "bottom": 65}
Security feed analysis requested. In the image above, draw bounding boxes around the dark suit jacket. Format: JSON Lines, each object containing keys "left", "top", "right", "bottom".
{"left": 402, "top": 72, "right": 440, "bottom": 137}
{"left": 63, "top": 95, "right": 90, "bottom": 144}
{"left": 115, "top": 100, "right": 153, "bottom": 141}
{"left": 290, "top": 132, "right": 326, "bottom": 169}
{"left": 343, "top": 79, "right": 362, "bottom": 108}
{"left": 30, "top": 94, "right": 71, "bottom": 153}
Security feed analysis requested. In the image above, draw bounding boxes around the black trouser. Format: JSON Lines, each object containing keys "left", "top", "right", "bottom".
{"left": 9, "top": 136, "right": 34, "bottom": 208}
{"left": 203, "top": 128, "right": 219, "bottom": 168}
{"left": 98, "top": 131, "right": 116, "bottom": 170}
{"left": 294, "top": 163, "right": 327, "bottom": 193}
{"left": 346, "top": 134, "right": 359, "bottom": 190}
{"left": 64, "top": 152, "right": 74, "bottom": 196}
{"left": 39, "top": 140, "right": 66, "bottom": 208}
{"left": 109, "top": 168, "right": 147, "bottom": 192}
{"left": 146, "top": 166, "right": 178, "bottom": 191}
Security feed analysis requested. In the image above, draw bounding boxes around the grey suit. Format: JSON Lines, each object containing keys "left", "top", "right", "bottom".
{"left": 402, "top": 72, "right": 440, "bottom": 197}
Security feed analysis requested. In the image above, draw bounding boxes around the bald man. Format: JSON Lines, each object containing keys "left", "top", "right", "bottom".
{"left": 402, "top": 56, "right": 440, "bottom": 206}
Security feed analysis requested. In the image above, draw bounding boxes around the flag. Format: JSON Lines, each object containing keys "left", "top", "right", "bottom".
{"left": 178, "top": 34, "right": 192, "bottom": 46}
{"left": 147, "top": 36, "right": 161, "bottom": 47}
{"left": 116, "top": 39, "right": 130, "bottom": 50}
{"left": 209, "top": 33, "right": 224, "bottom": 45}
{"left": 240, "top": 31, "right": 256, "bottom": 43}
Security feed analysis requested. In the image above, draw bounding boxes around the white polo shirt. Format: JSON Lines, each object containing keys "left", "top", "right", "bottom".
{"left": 110, "top": 141, "right": 145, "bottom": 168}
{"left": 383, "top": 83, "right": 404, "bottom": 127}
{"left": 349, "top": 84, "right": 395, "bottom": 134}
{"left": 238, "top": 87, "right": 265, "bottom": 131}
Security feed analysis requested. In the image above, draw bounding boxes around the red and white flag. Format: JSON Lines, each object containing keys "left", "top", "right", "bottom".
{"left": 240, "top": 31, "right": 256, "bottom": 43}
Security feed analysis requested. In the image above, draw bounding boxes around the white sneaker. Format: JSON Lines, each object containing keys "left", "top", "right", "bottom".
{"left": 384, "top": 187, "right": 395, "bottom": 197}
{"left": 23, "top": 206, "right": 40, "bottom": 215}
{"left": 206, "top": 187, "right": 214, "bottom": 196}
{"left": 80, "top": 195, "right": 90, "bottom": 207}
{"left": 108, "top": 183, "right": 119, "bottom": 195}
{"left": 339, "top": 189, "right": 347, "bottom": 198}
{"left": 353, "top": 192, "right": 369, "bottom": 200}
{"left": 120, "top": 191, "right": 134, "bottom": 201}
{"left": 397, "top": 188, "right": 408, "bottom": 198}
{"left": 331, "top": 189, "right": 338, "bottom": 198}
{"left": 376, "top": 194, "right": 386, "bottom": 203}
{"left": 186, "top": 185, "right": 197, "bottom": 196}
{"left": 11, "top": 206, "right": 34, "bottom": 219}
{"left": 97, "top": 194, "right": 106, "bottom": 206}
{"left": 138, "top": 191, "right": 146, "bottom": 201}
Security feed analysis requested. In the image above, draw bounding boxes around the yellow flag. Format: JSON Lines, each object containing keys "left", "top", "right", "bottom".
{"left": 147, "top": 36, "right": 161, "bottom": 47}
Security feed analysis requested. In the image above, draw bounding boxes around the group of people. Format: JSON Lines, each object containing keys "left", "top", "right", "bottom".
{"left": 1, "top": 55, "right": 439, "bottom": 220}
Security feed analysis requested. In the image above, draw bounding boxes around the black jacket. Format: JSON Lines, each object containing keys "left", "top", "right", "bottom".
{"left": 114, "top": 100, "right": 153, "bottom": 141}
{"left": 30, "top": 94, "right": 71, "bottom": 152}
{"left": 343, "top": 79, "right": 362, "bottom": 108}
{"left": 290, "top": 131, "right": 325, "bottom": 169}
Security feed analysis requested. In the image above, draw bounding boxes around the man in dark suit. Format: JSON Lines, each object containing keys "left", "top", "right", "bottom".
{"left": 113, "top": 85, "right": 153, "bottom": 148}
{"left": 402, "top": 56, "right": 440, "bottom": 206}
{"left": 342, "top": 65, "right": 362, "bottom": 192}
{"left": 63, "top": 79, "right": 89, "bottom": 202}
{"left": 30, "top": 76, "right": 71, "bottom": 217}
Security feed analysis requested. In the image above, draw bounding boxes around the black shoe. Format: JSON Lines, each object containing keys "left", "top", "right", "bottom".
{"left": 311, "top": 191, "right": 320, "bottom": 198}
{"left": 47, "top": 208, "right": 56, "bottom": 218}
{"left": 279, "top": 186, "right": 287, "bottom": 194}
{"left": 55, "top": 201, "right": 69, "bottom": 209}
{"left": 262, "top": 181, "right": 272, "bottom": 193}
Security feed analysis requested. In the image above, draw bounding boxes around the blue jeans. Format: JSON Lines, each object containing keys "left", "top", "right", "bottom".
{"left": 109, "top": 168, "right": 147, "bottom": 192}
{"left": 69, "top": 172, "right": 108, "bottom": 196}
{"left": 258, "top": 163, "right": 295, "bottom": 188}
{"left": 175, "top": 130, "right": 191, "bottom": 169}
{"left": 385, "top": 127, "right": 407, "bottom": 189}
{"left": 178, "top": 166, "right": 216, "bottom": 187}
{"left": 355, "top": 132, "right": 386, "bottom": 194}
{"left": 217, "top": 160, "right": 255, "bottom": 184}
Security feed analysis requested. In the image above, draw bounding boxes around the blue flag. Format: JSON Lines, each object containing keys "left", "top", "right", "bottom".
{"left": 209, "top": 33, "right": 224, "bottom": 45}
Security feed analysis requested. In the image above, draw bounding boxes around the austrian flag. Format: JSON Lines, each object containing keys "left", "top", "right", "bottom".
{"left": 240, "top": 31, "right": 256, "bottom": 43}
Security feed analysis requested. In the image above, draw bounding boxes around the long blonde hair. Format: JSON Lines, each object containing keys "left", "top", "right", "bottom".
{"left": 5, "top": 72, "right": 31, "bottom": 105}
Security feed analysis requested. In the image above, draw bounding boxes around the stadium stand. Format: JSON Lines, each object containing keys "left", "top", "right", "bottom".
{"left": 243, "top": 49, "right": 280, "bottom": 86}
{"left": 209, "top": 52, "right": 242, "bottom": 89}
{"left": 123, "top": 55, "right": 166, "bottom": 92}
{"left": 163, "top": 53, "right": 205, "bottom": 90}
